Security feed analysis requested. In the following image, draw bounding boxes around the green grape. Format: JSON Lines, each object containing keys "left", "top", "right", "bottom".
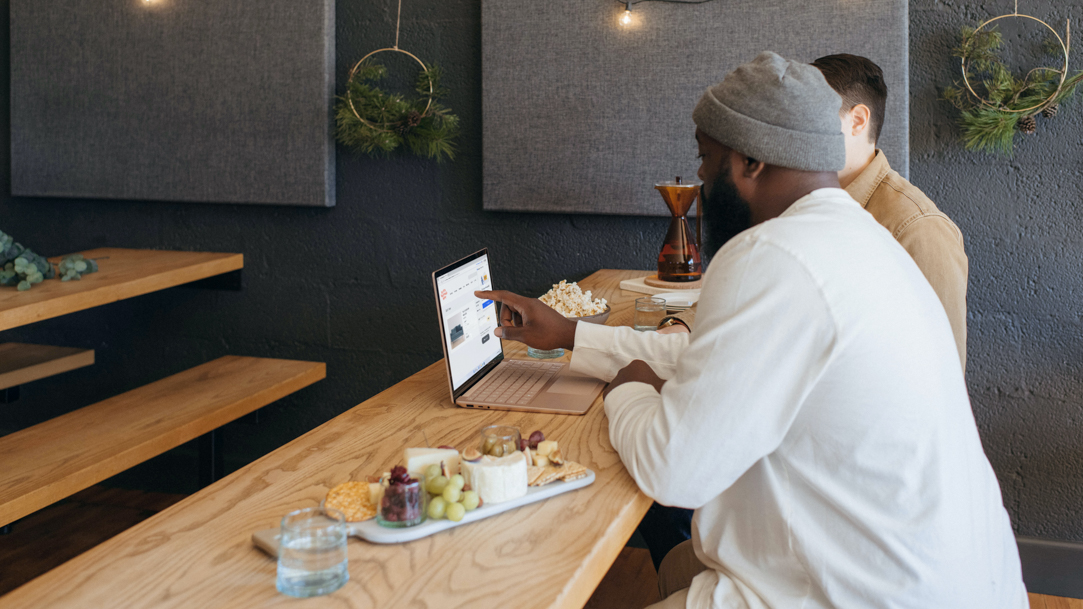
{"left": 461, "top": 490, "right": 479, "bottom": 511}
{"left": 441, "top": 486, "right": 461, "bottom": 504}
{"left": 74, "top": 260, "right": 87, "bottom": 272}
{"left": 426, "top": 475, "right": 448, "bottom": 496}
{"left": 424, "top": 464, "right": 442, "bottom": 481}
{"left": 427, "top": 496, "right": 447, "bottom": 520}
{"left": 17, "top": 280, "right": 30, "bottom": 291}
{"left": 445, "top": 502, "right": 465, "bottom": 522}
{"left": 448, "top": 474, "right": 465, "bottom": 490}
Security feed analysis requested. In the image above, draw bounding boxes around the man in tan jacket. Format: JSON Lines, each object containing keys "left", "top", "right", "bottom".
{"left": 813, "top": 54, "right": 968, "bottom": 369}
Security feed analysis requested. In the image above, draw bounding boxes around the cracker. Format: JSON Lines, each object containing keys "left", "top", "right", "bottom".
{"left": 530, "top": 466, "right": 565, "bottom": 487}
{"left": 527, "top": 465, "right": 548, "bottom": 486}
{"left": 325, "top": 481, "right": 377, "bottom": 522}
{"left": 559, "top": 461, "right": 587, "bottom": 481}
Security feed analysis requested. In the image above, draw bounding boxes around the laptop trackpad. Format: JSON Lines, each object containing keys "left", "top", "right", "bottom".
{"left": 548, "top": 376, "right": 599, "bottom": 395}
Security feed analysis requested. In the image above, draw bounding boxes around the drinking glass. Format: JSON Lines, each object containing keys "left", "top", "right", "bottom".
{"left": 276, "top": 507, "right": 349, "bottom": 598}
{"left": 479, "top": 425, "right": 522, "bottom": 457}
{"left": 633, "top": 297, "right": 667, "bottom": 331}
{"left": 527, "top": 345, "right": 564, "bottom": 359}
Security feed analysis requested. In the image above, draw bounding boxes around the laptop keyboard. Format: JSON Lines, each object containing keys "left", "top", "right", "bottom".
{"left": 466, "top": 360, "right": 562, "bottom": 405}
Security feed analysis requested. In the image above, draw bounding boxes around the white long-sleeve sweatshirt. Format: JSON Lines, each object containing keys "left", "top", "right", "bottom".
{"left": 571, "top": 189, "right": 1025, "bottom": 609}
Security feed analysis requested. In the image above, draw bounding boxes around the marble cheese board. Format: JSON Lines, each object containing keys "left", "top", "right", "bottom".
{"left": 253, "top": 469, "right": 594, "bottom": 553}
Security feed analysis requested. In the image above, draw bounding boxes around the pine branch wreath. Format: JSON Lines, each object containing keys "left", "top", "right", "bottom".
{"left": 942, "top": 24, "right": 1083, "bottom": 156}
{"left": 335, "top": 61, "right": 460, "bottom": 161}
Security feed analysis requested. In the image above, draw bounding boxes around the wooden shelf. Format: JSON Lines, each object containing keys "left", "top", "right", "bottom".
{"left": 0, "top": 248, "right": 243, "bottom": 332}
{"left": 0, "top": 355, "right": 325, "bottom": 528}
{"left": 0, "top": 343, "right": 95, "bottom": 390}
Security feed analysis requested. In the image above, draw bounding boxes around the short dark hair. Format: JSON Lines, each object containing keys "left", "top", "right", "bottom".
{"left": 811, "top": 54, "right": 887, "bottom": 144}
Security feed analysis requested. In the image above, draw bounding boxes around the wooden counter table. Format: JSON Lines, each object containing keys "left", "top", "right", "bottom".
{"left": 3, "top": 269, "right": 656, "bottom": 609}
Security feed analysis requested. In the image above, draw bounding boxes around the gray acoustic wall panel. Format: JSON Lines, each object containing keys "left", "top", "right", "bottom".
{"left": 483, "top": 0, "right": 907, "bottom": 215}
{"left": 11, "top": 0, "right": 335, "bottom": 207}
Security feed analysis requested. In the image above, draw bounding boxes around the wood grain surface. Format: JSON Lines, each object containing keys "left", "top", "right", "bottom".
{"left": 1, "top": 270, "right": 653, "bottom": 609}
{"left": 0, "top": 342, "right": 95, "bottom": 390}
{"left": 0, "top": 356, "right": 326, "bottom": 528}
{"left": 0, "top": 248, "right": 243, "bottom": 331}
{"left": 1032, "top": 593, "right": 1083, "bottom": 609}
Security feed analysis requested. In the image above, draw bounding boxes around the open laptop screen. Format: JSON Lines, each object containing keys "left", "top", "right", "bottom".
{"left": 434, "top": 250, "right": 502, "bottom": 392}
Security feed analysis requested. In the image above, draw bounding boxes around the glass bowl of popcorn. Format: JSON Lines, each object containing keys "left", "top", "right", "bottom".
{"left": 529, "top": 280, "right": 611, "bottom": 359}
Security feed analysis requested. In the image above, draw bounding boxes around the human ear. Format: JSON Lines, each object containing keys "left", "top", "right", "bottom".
{"left": 848, "top": 104, "right": 871, "bottom": 137}
{"left": 740, "top": 155, "right": 766, "bottom": 181}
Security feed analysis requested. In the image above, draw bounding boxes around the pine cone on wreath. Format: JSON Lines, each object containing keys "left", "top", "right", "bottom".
{"left": 1042, "top": 103, "right": 1059, "bottom": 119}
{"left": 395, "top": 111, "right": 423, "bottom": 136}
{"left": 1018, "top": 115, "right": 1037, "bottom": 135}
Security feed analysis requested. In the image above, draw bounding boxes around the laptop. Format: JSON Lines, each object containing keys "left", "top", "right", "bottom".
{"left": 432, "top": 249, "right": 605, "bottom": 415}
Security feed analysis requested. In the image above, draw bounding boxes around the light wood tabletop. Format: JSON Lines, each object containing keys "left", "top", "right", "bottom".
{"left": 2, "top": 269, "right": 656, "bottom": 609}
{"left": 0, "top": 247, "right": 243, "bottom": 332}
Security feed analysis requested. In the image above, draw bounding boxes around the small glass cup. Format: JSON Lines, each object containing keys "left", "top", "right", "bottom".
{"left": 276, "top": 507, "right": 349, "bottom": 598}
{"left": 527, "top": 345, "right": 564, "bottom": 359}
{"left": 634, "top": 296, "right": 667, "bottom": 331}
{"left": 376, "top": 474, "right": 427, "bottom": 528}
{"left": 479, "top": 425, "right": 522, "bottom": 458}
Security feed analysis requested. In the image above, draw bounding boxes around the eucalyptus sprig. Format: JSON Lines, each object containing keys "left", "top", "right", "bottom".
{"left": 335, "top": 61, "right": 460, "bottom": 161}
{"left": 942, "top": 25, "right": 1083, "bottom": 155}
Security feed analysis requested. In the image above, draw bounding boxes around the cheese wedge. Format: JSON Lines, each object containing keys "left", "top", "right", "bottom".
{"left": 461, "top": 451, "right": 528, "bottom": 505}
{"left": 403, "top": 447, "right": 461, "bottom": 477}
{"left": 368, "top": 482, "right": 385, "bottom": 507}
{"left": 536, "top": 440, "right": 558, "bottom": 457}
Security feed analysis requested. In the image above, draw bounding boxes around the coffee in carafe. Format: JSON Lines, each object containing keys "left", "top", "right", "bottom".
{"left": 654, "top": 177, "right": 702, "bottom": 282}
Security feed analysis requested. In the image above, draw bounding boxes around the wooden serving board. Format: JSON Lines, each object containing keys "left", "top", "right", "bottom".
{"left": 253, "top": 470, "right": 595, "bottom": 553}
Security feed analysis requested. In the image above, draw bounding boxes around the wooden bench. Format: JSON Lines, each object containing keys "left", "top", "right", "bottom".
{"left": 0, "top": 343, "right": 96, "bottom": 402}
{"left": 0, "top": 355, "right": 325, "bottom": 528}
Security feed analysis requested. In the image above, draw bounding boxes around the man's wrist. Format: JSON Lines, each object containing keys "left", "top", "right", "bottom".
{"left": 561, "top": 318, "right": 578, "bottom": 350}
{"left": 658, "top": 316, "right": 689, "bottom": 331}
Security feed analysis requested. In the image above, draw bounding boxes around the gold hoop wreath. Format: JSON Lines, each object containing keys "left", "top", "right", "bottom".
{"left": 942, "top": 0, "right": 1083, "bottom": 154}
{"left": 334, "top": 0, "right": 459, "bottom": 160}
{"left": 346, "top": 48, "right": 434, "bottom": 133}
{"left": 960, "top": 4, "right": 1070, "bottom": 113}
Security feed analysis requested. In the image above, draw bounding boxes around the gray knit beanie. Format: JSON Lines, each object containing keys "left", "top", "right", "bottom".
{"left": 693, "top": 51, "right": 845, "bottom": 172}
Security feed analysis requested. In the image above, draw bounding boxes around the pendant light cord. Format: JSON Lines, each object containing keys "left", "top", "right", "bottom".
{"left": 394, "top": 0, "right": 402, "bottom": 49}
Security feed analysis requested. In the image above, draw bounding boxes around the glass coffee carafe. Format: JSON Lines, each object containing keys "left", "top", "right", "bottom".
{"left": 654, "top": 177, "right": 702, "bottom": 282}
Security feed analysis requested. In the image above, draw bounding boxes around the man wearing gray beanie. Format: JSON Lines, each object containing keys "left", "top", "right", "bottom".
{"left": 478, "top": 52, "right": 1025, "bottom": 609}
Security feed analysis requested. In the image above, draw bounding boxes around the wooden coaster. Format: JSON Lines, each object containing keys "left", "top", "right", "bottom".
{"left": 643, "top": 275, "right": 702, "bottom": 290}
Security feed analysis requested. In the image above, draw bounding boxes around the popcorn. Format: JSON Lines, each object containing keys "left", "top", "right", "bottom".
{"left": 539, "top": 280, "right": 608, "bottom": 318}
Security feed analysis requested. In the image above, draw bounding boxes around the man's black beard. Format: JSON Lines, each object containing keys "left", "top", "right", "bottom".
{"left": 700, "top": 169, "right": 753, "bottom": 261}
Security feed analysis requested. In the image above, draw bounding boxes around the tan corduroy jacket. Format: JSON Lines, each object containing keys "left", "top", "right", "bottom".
{"left": 845, "top": 150, "right": 968, "bottom": 369}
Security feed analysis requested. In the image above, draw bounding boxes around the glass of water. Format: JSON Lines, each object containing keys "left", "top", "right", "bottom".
{"left": 633, "top": 296, "right": 667, "bottom": 331}
{"left": 276, "top": 506, "right": 349, "bottom": 598}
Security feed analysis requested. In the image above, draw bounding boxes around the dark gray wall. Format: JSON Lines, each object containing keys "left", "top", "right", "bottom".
{"left": 1, "top": 0, "right": 1082, "bottom": 543}
{"left": 912, "top": 0, "right": 1083, "bottom": 541}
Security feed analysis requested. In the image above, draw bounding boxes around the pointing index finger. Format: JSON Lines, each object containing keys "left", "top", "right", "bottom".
{"left": 475, "top": 290, "right": 524, "bottom": 306}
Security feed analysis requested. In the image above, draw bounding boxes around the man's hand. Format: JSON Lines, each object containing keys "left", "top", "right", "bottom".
{"left": 604, "top": 360, "right": 665, "bottom": 398}
{"left": 475, "top": 290, "right": 578, "bottom": 351}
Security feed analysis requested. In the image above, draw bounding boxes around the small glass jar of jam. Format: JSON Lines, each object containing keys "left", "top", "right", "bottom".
{"left": 376, "top": 466, "right": 426, "bottom": 528}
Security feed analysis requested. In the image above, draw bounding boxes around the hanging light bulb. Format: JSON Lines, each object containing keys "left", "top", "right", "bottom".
{"left": 620, "top": 1, "right": 633, "bottom": 25}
